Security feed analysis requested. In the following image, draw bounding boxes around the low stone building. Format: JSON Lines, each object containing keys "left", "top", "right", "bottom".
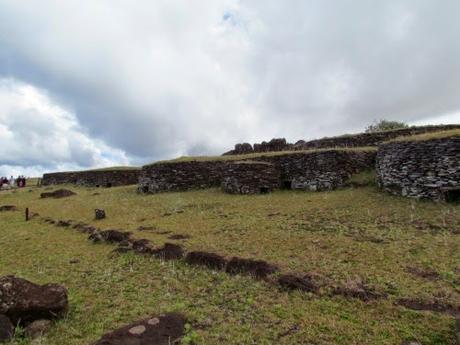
{"left": 139, "top": 148, "right": 376, "bottom": 194}
{"left": 42, "top": 168, "right": 141, "bottom": 188}
{"left": 221, "top": 161, "right": 280, "bottom": 194}
{"left": 376, "top": 135, "right": 460, "bottom": 201}
{"left": 138, "top": 161, "right": 228, "bottom": 193}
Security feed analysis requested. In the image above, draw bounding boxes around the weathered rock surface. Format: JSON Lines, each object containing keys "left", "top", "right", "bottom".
{"left": 376, "top": 136, "right": 460, "bottom": 201}
{"left": 95, "top": 209, "right": 106, "bottom": 220}
{"left": 278, "top": 274, "right": 320, "bottom": 293}
{"left": 92, "top": 313, "right": 186, "bottom": 345}
{"left": 24, "top": 319, "right": 52, "bottom": 339}
{"left": 0, "top": 276, "right": 68, "bottom": 325}
{"left": 224, "top": 125, "right": 460, "bottom": 155}
{"left": 185, "top": 251, "right": 227, "bottom": 270}
{"left": 0, "top": 205, "right": 17, "bottom": 212}
{"left": 226, "top": 257, "right": 277, "bottom": 279}
{"left": 42, "top": 169, "right": 141, "bottom": 187}
{"left": 222, "top": 161, "right": 280, "bottom": 194}
{"left": 40, "top": 189, "right": 76, "bottom": 199}
{"left": 0, "top": 314, "right": 14, "bottom": 343}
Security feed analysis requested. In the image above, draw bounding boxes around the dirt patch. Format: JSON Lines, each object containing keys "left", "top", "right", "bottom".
{"left": 396, "top": 298, "right": 460, "bottom": 316}
{"left": 406, "top": 266, "right": 440, "bottom": 281}
{"left": 278, "top": 273, "right": 320, "bottom": 293}
{"left": 40, "top": 189, "right": 76, "bottom": 199}
{"left": 93, "top": 312, "right": 186, "bottom": 345}
{"left": 168, "top": 234, "right": 191, "bottom": 240}
{"left": 152, "top": 243, "right": 184, "bottom": 260}
{"left": 332, "top": 278, "right": 386, "bottom": 302}
{"left": 226, "top": 257, "right": 278, "bottom": 279}
{"left": 185, "top": 251, "right": 227, "bottom": 270}
{"left": 0, "top": 205, "right": 17, "bottom": 212}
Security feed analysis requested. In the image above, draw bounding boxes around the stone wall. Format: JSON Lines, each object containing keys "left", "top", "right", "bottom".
{"left": 253, "top": 150, "right": 376, "bottom": 191}
{"left": 224, "top": 124, "right": 460, "bottom": 155}
{"left": 42, "top": 169, "right": 141, "bottom": 187}
{"left": 140, "top": 149, "right": 376, "bottom": 194}
{"left": 138, "top": 161, "right": 229, "bottom": 193}
{"left": 221, "top": 161, "right": 280, "bottom": 194}
{"left": 376, "top": 136, "right": 460, "bottom": 201}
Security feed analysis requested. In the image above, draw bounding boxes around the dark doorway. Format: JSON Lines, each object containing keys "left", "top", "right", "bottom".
{"left": 442, "top": 188, "right": 460, "bottom": 203}
{"left": 260, "top": 186, "right": 270, "bottom": 194}
{"left": 282, "top": 180, "right": 292, "bottom": 190}
{"left": 95, "top": 184, "right": 100, "bottom": 188}
{"left": 142, "top": 186, "right": 149, "bottom": 193}
{"left": 106, "top": 183, "right": 112, "bottom": 188}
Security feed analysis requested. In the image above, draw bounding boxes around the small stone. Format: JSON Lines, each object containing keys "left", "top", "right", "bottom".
{"left": 95, "top": 209, "right": 106, "bottom": 220}
{"left": 128, "top": 325, "right": 146, "bottom": 335}
{"left": 147, "top": 317, "right": 160, "bottom": 325}
{"left": 0, "top": 314, "right": 14, "bottom": 342}
{"left": 24, "top": 319, "right": 52, "bottom": 339}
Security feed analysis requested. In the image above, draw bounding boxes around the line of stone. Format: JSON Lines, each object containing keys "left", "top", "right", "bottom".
{"left": 41, "top": 216, "right": 460, "bottom": 317}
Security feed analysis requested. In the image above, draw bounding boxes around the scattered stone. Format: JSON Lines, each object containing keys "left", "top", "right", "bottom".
{"left": 69, "top": 259, "right": 80, "bottom": 264}
{"left": 40, "top": 189, "right": 76, "bottom": 199}
{"left": 92, "top": 313, "right": 186, "bottom": 345}
{"left": 185, "top": 251, "right": 227, "bottom": 270}
{"left": 152, "top": 243, "right": 184, "bottom": 260}
{"left": 167, "top": 234, "right": 191, "bottom": 240}
{"left": 332, "top": 278, "right": 386, "bottom": 302}
{"left": 0, "top": 275, "right": 68, "bottom": 325}
{"left": 226, "top": 257, "right": 278, "bottom": 279}
{"left": 278, "top": 273, "right": 320, "bottom": 293}
{"left": 89, "top": 230, "right": 131, "bottom": 243}
{"left": 0, "top": 205, "right": 17, "bottom": 212}
{"left": 396, "top": 298, "right": 460, "bottom": 316}
{"left": 95, "top": 209, "right": 106, "bottom": 220}
{"left": 24, "top": 319, "right": 52, "bottom": 339}
{"left": 0, "top": 314, "right": 14, "bottom": 343}
{"left": 56, "top": 220, "right": 72, "bottom": 227}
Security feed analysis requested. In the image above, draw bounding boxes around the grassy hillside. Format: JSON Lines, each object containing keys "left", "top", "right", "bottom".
{"left": 0, "top": 182, "right": 459, "bottom": 344}
{"left": 386, "top": 129, "right": 460, "bottom": 143}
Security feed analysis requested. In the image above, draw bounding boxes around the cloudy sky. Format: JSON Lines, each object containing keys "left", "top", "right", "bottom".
{"left": 0, "top": 0, "right": 459, "bottom": 176}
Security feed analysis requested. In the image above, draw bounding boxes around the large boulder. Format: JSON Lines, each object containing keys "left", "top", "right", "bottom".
{"left": 0, "top": 276, "right": 68, "bottom": 325}
{"left": 0, "top": 314, "right": 14, "bottom": 343}
{"left": 93, "top": 313, "right": 186, "bottom": 345}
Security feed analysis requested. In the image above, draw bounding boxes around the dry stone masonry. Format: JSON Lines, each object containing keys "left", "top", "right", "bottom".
{"left": 42, "top": 168, "right": 141, "bottom": 188}
{"left": 221, "top": 161, "right": 280, "bottom": 194}
{"left": 376, "top": 136, "right": 460, "bottom": 202}
{"left": 224, "top": 125, "right": 460, "bottom": 155}
{"left": 139, "top": 149, "right": 376, "bottom": 194}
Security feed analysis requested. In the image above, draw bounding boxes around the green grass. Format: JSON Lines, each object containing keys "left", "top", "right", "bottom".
{"left": 386, "top": 129, "right": 460, "bottom": 143}
{"left": 44, "top": 166, "right": 141, "bottom": 174}
{"left": 0, "top": 183, "right": 459, "bottom": 344}
{"left": 149, "top": 147, "right": 377, "bottom": 165}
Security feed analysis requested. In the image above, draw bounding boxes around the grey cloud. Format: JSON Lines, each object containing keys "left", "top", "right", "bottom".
{"left": 0, "top": 0, "right": 459, "bottom": 171}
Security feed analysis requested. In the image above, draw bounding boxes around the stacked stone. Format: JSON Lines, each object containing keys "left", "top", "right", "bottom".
{"left": 139, "top": 149, "right": 376, "bottom": 194}
{"left": 221, "top": 161, "right": 280, "bottom": 194}
{"left": 138, "top": 161, "right": 229, "bottom": 193}
{"left": 224, "top": 124, "right": 460, "bottom": 155}
{"left": 376, "top": 136, "right": 460, "bottom": 201}
{"left": 42, "top": 169, "right": 141, "bottom": 187}
{"left": 254, "top": 150, "right": 376, "bottom": 191}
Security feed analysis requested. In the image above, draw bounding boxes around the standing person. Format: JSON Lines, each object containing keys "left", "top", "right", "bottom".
{"left": 9, "top": 176, "right": 14, "bottom": 187}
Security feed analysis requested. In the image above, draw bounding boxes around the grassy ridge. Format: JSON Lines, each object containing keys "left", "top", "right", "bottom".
{"left": 149, "top": 147, "right": 377, "bottom": 166}
{"left": 0, "top": 182, "right": 459, "bottom": 344}
{"left": 385, "top": 129, "right": 460, "bottom": 143}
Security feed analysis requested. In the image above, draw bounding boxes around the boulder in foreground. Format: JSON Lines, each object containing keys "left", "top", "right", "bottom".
{"left": 0, "top": 275, "right": 68, "bottom": 325}
{"left": 93, "top": 313, "right": 186, "bottom": 345}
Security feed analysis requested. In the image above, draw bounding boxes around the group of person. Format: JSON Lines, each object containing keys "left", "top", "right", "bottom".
{"left": 0, "top": 176, "right": 27, "bottom": 189}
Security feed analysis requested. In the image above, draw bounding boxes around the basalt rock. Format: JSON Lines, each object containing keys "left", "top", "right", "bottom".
{"left": 0, "top": 314, "right": 14, "bottom": 343}
{"left": 95, "top": 209, "right": 106, "bottom": 220}
{"left": 89, "top": 230, "right": 131, "bottom": 244}
{"left": 152, "top": 243, "right": 184, "bottom": 260}
{"left": 278, "top": 274, "right": 320, "bottom": 293}
{"left": 24, "top": 319, "right": 52, "bottom": 339}
{"left": 92, "top": 313, "right": 186, "bottom": 345}
{"left": 376, "top": 136, "right": 460, "bottom": 201}
{"left": 185, "top": 251, "right": 227, "bottom": 270}
{"left": 0, "top": 205, "right": 17, "bottom": 212}
{"left": 0, "top": 276, "right": 68, "bottom": 325}
{"left": 40, "top": 189, "right": 76, "bottom": 199}
{"left": 226, "top": 257, "right": 278, "bottom": 279}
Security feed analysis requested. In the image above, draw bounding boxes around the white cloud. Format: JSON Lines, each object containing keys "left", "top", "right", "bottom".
{"left": 0, "top": 78, "right": 130, "bottom": 176}
{"left": 0, "top": 0, "right": 459, "bottom": 170}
